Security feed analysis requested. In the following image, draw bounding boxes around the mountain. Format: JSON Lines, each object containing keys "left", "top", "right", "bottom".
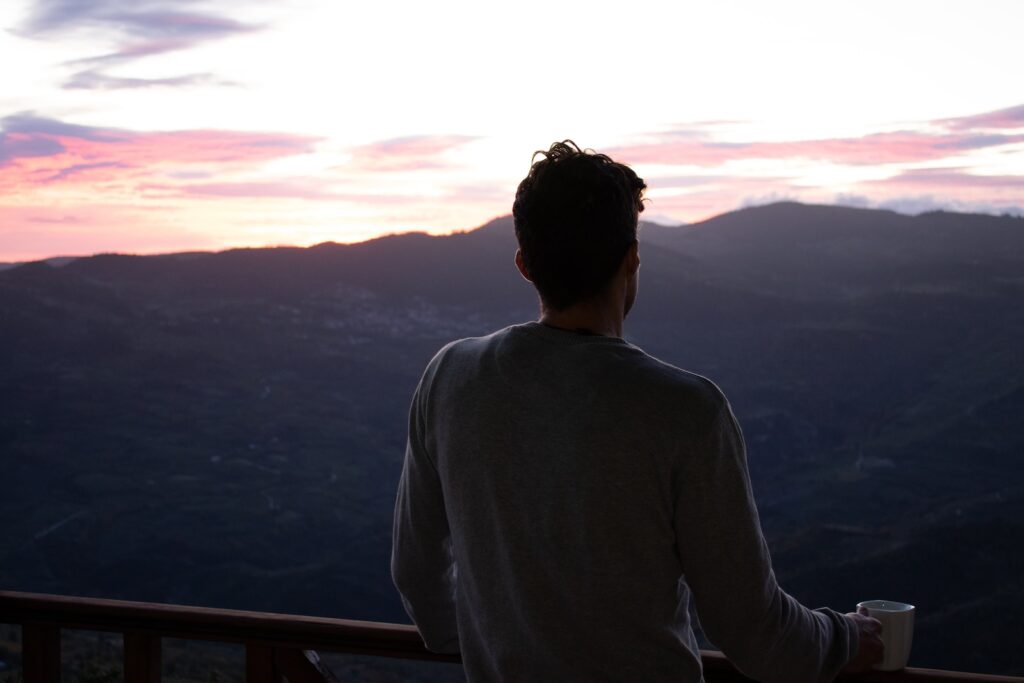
{"left": 1, "top": 202, "right": 1022, "bottom": 675}
{"left": 0, "top": 256, "right": 78, "bottom": 272}
{"left": 641, "top": 202, "right": 1024, "bottom": 297}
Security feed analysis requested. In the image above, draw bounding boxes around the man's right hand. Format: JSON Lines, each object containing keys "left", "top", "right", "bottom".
{"left": 842, "top": 609, "right": 885, "bottom": 673}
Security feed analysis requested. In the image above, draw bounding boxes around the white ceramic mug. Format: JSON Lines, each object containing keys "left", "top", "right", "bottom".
{"left": 856, "top": 599, "right": 915, "bottom": 671}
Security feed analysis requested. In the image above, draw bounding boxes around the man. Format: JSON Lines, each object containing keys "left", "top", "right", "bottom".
{"left": 392, "top": 141, "right": 883, "bottom": 682}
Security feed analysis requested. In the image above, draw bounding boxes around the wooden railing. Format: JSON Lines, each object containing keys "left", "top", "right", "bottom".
{"left": 1, "top": 591, "right": 1021, "bottom": 683}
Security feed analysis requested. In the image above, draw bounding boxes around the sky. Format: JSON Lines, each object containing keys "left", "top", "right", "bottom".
{"left": 1, "top": 0, "right": 1022, "bottom": 262}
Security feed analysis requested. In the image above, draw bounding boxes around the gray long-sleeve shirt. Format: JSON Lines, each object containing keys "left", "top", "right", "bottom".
{"left": 392, "top": 321, "right": 857, "bottom": 682}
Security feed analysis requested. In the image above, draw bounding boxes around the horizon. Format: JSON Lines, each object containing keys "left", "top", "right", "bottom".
{"left": 3, "top": 198, "right": 1021, "bottom": 267}
{"left": 2, "top": 0, "right": 1023, "bottom": 262}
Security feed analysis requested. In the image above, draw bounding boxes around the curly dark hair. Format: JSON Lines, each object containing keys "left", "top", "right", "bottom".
{"left": 512, "top": 140, "right": 646, "bottom": 311}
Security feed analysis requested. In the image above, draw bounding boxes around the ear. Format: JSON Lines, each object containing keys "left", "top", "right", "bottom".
{"left": 514, "top": 249, "right": 533, "bottom": 283}
{"left": 624, "top": 240, "right": 640, "bottom": 276}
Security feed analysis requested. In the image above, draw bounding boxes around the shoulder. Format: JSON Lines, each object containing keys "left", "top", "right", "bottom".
{"left": 416, "top": 326, "right": 514, "bottom": 389}
{"left": 424, "top": 325, "right": 511, "bottom": 368}
{"left": 603, "top": 345, "right": 738, "bottom": 449}
{"left": 625, "top": 345, "right": 730, "bottom": 416}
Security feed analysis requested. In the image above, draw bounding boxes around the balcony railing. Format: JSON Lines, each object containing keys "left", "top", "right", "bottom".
{"left": 1, "top": 590, "right": 1020, "bottom": 683}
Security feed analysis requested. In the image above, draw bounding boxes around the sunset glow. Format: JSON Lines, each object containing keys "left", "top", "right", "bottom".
{"left": 2, "top": 0, "right": 1023, "bottom": 262}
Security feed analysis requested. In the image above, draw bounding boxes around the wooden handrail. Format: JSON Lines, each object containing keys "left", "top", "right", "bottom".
{"left": 1, "top": 590, "right": 1021, "bottom": 683}
{"left": 0, "top": 590, "right": 451, "bottom": 662}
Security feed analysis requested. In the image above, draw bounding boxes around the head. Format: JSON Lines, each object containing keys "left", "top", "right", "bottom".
{"left": 512, "top": 140, "right": 646, "bottom": 313}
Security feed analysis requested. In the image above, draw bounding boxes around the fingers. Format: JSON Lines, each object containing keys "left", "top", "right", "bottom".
{"left": 841, "top": 612, "right": 887, "bottom": 672}
{"left": 860, "top": 627, "right": 886, "bottom": 667}
{"left": 850, "top": 610, "right": 883, "bottom": 634}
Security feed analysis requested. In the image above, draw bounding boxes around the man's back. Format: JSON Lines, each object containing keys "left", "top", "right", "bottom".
{"left": 392, "top": 321, "right": 856, "bottom": 683}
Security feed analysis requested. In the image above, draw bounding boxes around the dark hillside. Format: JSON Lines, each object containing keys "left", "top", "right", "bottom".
{"left": 642, "top": 202, "right": 1024, "bottom": 298}
{"left": 1, "top": 202, "right": 1022, "bottom": 674}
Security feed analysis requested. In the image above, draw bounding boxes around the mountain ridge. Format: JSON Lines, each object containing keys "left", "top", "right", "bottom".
{"left": 5, "top": 201, "right": 1022, "bottom": 271}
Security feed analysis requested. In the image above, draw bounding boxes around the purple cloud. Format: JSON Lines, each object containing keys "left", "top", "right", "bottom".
{"left": 939, "top": 104, "right": 1024, "bottom": 131}
{"left": 100, "top": 10, "right": 254, "bottom": 39}
{"left": 2, "top": 112, "right": 122, "bottom": 142}
{"left": 933, "top": 133, "right": 1023, "bottom": 151}
{"left": 20, "top": 0, "right": 259, "bottom": 89}
{"left": 65, "top": 38, "right": 202, "bottom": 67}
{"left": 45, "top": 161, "right": 130, "bottom": 182}
{"left": 1, "top": 113, "right": 126, "bottom": 166}
{"left": 0, "top": 132, "right": 65, "bottom": 164}
{"left": 64, "top": 69, "right": 228, "bottom": 90}
{"left": 869, "top": 167, "right": 1024, "bottom": 189}
{"left": 879, "top": 196, "right": 1023, "bottom": 217}
{"left": 22, "top": 0, "right": 256, "bottom": 39}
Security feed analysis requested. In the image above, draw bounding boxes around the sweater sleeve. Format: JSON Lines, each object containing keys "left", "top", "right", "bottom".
{"left": 674, "top": 395, "right": 858, "bottom": 683}
{"left": 390, "top": 364, "right": 460, "bottom": 654}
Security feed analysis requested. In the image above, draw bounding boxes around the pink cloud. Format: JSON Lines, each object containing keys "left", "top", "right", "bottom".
{"left": 140, "top": 180, "right": 463, "bottom": 206}
{"left": 343, "top": 135, "right": 477, "bottom": 172}
{"left": 598, "top": 159, "right": 1024, "bottom": 224}
{"left": 606, "top": 104, "right": 1024, "bottom": 169}
{"left": 66, "top": 129, "right": 316, "bottom": 166}
{"left": 610, "top": 130, "right": 1024, "bottom": 168}
{"left": 0, "top": 116, "right": 509, "bottom": 262}
{"left": 164, "top": 181, "right": 340, "bottom": 200}
{"left": 4, "top": 104, "right": 1021, "bottom": 262}
{"left": 0, "top": 114, "right": 319, "bottom": 194}
{"left": 631, "top": 175, "right": 803, "bottom": 222}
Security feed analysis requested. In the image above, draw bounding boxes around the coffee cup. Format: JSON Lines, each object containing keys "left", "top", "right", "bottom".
{"left": 857, "top": 600, "right": 915, "bottom": 671}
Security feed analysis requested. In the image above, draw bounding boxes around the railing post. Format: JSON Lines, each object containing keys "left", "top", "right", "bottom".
{"left": 22, "top": 623, "right": 61, "bottom": 683}
{"left": 246, "top": 643, "right": 282, "bottom": 683}
{"left": 124, "top": 632, "right": 162, "bottom": 683}
{"left": 276, "top": 649, "right": 333, "bottom": 683}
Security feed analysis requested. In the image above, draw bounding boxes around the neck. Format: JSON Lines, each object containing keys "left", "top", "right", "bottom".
{"left": 539, "top": 296, "right": 624, "bottom": 338}
{"left": 530, "top": 243, "right": 638, "bottom": 338}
